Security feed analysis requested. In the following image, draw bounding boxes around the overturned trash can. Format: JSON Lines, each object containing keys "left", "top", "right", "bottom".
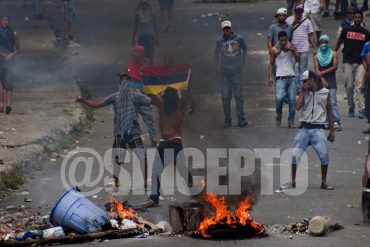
{"left": 50, "top": 189, "right": 109, "bottom": 234}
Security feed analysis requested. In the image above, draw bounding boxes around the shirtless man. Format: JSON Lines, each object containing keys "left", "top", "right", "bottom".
{"left": 142, "top": 85, "right": 192, "bottom": 207}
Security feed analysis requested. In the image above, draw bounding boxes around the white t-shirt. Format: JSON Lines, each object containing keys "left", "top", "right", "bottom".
{"left": 304, "top": 0, "right": 320, "bottom": 14}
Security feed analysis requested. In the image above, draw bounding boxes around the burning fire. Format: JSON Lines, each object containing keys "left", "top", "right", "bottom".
{"left": 109, "top": 197, "right": 138, "bottom": 220}
{"left": 197, "top": 194, "right": 264, "bottom": 238}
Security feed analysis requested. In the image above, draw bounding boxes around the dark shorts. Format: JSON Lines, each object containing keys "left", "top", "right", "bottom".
{"left": 0, "top": 59, "right": 14, "bottom": 91}
{"left": 64, "top": 0, "right": 76, "bottom": 22}
{"left": 112, "top": 134, "right": 145, "bottom": 165}
{"left": 112, "top": 134, "right": 144, "bottom": 150}
{"left": 159, "top": 0, "right": 174, "bottom": 10}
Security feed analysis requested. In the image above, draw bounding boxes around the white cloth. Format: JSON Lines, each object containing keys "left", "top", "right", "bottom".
{"left": 304, "top": 0, "right": 320, "bottom": 14}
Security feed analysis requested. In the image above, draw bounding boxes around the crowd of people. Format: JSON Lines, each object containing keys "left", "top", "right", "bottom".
{"left": 267, "top": 1, "right": 370, "bottom": 190}
{"left": 3, "top": 0, "right": 370, "bottom": 202}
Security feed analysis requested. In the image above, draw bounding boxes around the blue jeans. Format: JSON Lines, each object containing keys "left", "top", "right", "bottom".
{"left": 292, "top": 128, "right": 329, "bottom": 165}
{"left": 297, "top": 52, "right": 309, "bottom": 94}
{"left": 329, "top": 89, "right": 340, "bottom": 123}
{"left": 275, "top": 77, "right": 296, "bottom": 123}
{"left": 221, "top": 71, "right": 245, "bottom": 124}
{"left": 33, "top": 0, "right": 44, "bottom": 17}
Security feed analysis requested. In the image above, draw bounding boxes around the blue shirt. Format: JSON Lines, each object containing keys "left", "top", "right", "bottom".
{"left": 361, "top": 41, "right": 370, "bottom": 59}
{"left": 215, "top": 32, "right": 247, "bottom": 73}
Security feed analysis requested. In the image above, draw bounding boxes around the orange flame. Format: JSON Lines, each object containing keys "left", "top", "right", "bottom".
{"left": 109, "top": 197, "right": 138, "bottom": 220}
{"left": 197, "top": 194, "right": 264, "bottom": 238}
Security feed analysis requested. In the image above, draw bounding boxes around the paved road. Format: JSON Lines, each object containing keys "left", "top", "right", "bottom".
{"left": 1, "top": 0, "right": 370, "bottom": 246}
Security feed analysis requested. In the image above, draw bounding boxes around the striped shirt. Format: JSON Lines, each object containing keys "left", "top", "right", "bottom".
{"left": 286, "top": 16, "right": 314, "bottom": 53}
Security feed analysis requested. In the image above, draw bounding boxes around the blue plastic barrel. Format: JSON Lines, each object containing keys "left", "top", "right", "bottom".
{"left": 50, "top": 189, "right": 109, "bottom": 234}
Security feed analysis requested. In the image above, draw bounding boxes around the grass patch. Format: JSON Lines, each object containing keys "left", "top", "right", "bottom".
{"left": 0, "top": 168, "right": 25, "bottom": 190}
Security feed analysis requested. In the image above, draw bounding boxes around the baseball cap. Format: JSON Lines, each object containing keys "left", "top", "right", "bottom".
{"left": 294, "top": 4, "right": 304, "bottom": 13}
{"left": 221, "top": 20, "right": 232, "bottom": 29}
{"left": 275, "top": 8, "right": 288, "bottom": 17}
{"left": 301, "top": 70, "right": 317, "bottom": 81}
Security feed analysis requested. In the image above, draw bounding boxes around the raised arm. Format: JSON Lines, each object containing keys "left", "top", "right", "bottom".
{"left": 76, "top": 96, "right": 106, "bottom": 109}
{"left": 148, "top": 94, "right": 163, "bottom": 109}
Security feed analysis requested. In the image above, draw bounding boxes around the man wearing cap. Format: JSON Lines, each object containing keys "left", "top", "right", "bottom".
{"left": 215, "top": 20, "right": 247, "bottom": 128}
{"left": 291, "top": 70, "right": 335, "bottom": 190}
{"left": 267, "top": 7, "right": 293, "bottom": 55}
{"left": 0, "top": 15, "right": 20, "bottom": 114}
{"left": 268, "top": 30, "right": 300, "bottom": 128}
{"left": 287, "top": 4, "right": 317, "bottom": 93}
{"left": 335, "top": 10, "right": 370, "bottom": 118}
{"left": 335, "top": 6, "right": 365, "bottom": 39}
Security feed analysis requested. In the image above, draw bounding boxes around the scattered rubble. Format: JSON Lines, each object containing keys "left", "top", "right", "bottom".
{"left": 264, "top": 218, "right": 343, "bottom": 236}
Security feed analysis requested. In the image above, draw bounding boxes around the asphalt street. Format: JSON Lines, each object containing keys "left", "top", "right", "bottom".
{"left": 1, "top": 0, "right": 370, "bottom": 246}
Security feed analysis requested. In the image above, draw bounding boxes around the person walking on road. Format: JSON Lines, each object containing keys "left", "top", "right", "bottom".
{"left": 303, "top": 0, "right": 323, "bottom": 43}
{"left": 267, "top": 7, "right": 293, "bottom": 55}
{"left": 335, "top": 10, "right": 370, "bottom": 118}
{"left": 159, "top": 0, "right": 174, "bottom": 32}
{"left": 291, "top": 70, "right": 335, "bottom": 190}
{"left": 215, "top": 20, "right": 247, "bottom": 128}
{"left": 287, "top": 4, "right": 317, "bottom": 93}
{"left": 268, "top": 31, "right": 300, "bottom": 128}
{"left": 63, "top": 0, "right": 76, "bottom": 42}
{"left": 0, "top": 15, "right": 20, "bottom": 114}
{"left": 132, "top": 0, "right": 159, "bottom": 64}
{"left": 313, "top": 35, "right": 341, "bottom": 131}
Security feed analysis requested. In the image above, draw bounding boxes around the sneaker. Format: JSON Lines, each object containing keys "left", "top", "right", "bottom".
{"left": 140, "top": 198, "right": 159, "bottom": 208}
{"left": 359, "top": 111, "right": 365, "bottom": 119}
{"left": 5, "top": 106, "right": 11, "bottom": 114}
{"left": 348, "top": 110, "right": 355, "bottom": 118}
{"left": 276, "top": 116, "right": 282, "bottom": 126}
{"left": 223, "top": 122, "right": 231, "bottom": 128}
{"left": 280, "top": 181, "right": 296, "bottom": 190}
{"left": 238, "top": 121, "right": 249, "bottom": 128}
{"left": 363, "top": 128, "right": 370, "bottom": 134}
{"left": 288, "top": 123, "right": 296, "bottom": 128}
{"left": 323, "top": 10, "right": 329, "bottom": 17}
{"left": 320, "top": 183, "right": 334, "bottom": 190}
{"left": 334, "top": 122, "right": 341, "bottom": 131}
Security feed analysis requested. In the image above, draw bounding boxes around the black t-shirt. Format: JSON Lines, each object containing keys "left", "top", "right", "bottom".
{"left": 340, "top": 25, "right": 370, "bottom": 64}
